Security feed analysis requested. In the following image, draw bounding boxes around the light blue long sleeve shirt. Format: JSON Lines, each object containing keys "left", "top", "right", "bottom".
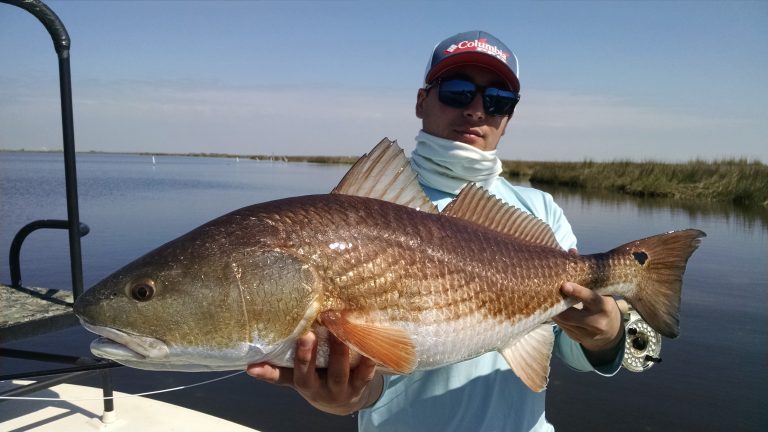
{"left": 358, "top": 177, "right": 624, "bottom": 432}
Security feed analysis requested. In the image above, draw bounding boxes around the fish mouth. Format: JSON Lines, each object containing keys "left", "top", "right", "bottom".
{"left": 80, "top": 320, "right": 169, "bottom": 361}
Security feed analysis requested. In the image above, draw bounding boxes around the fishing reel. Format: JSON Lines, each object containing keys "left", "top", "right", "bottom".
{"left": 616, "top": 299, "right": 663, "bottom": 372}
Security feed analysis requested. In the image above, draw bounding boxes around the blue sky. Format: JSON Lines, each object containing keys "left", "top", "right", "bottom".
{"left": 1, "top": 0, "right": 766, "bottom": 161}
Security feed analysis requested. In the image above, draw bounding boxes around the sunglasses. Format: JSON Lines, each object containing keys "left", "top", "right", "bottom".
{"left": 425, "top": 78, "right": 520, "bottom": 117}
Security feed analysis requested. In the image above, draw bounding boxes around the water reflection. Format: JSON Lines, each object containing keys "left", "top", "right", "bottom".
{"left": 533, "top": 181, "right": 768, "bottom": 231}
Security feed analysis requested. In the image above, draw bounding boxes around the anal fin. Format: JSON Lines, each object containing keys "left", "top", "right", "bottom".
{"left": 498, "top": 324, "right": 555, "bottom": 392}
{"left": 319, "top": 311, "right": 416, "bottom": 374}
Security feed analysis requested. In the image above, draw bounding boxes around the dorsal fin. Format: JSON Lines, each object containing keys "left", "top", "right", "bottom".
{"left": 332, "top": 138, "right": 438, "bottom": 214}
{"left": 442, "top": 184, "right": 563, "bottom": 249}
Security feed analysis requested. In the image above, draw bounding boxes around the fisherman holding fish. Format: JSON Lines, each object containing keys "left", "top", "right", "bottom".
{"left": 74, "top": 29, "right": 702, "bottom": 432}
{"left": 247, "top": 31, "right": 626, "bottom": 431}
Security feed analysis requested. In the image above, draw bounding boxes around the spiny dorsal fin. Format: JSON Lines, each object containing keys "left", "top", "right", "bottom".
{"left": 332, "top": 138, "right": 438, "bottom": 214}
{"left": 319, "top": 311, "right": 416, "bottom": 374}
{"left": 498, "top": 324, "right": 555, "bottom": 392}
{"left": 442, "top": 184, "right": 562, "bottom": 249}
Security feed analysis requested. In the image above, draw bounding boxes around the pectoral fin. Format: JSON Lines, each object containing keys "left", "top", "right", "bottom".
{"left": 319, "top": 311, "right": 416, "bottom": 374}
{"left": 498, "top": 324, "right": 555, "bottom": 392}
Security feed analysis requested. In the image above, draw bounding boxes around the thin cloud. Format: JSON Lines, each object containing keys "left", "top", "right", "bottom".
{"left": 516, "top": 90, "right": 750, "bottom": 131}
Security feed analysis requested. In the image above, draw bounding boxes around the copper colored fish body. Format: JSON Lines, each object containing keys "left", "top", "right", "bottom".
{"left": 74, "top": 139, "right": 705, "bottom": 391}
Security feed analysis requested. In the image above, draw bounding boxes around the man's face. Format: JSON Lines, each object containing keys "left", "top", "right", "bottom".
{"left": 416, "top": 65, "right": 512, "bottom": 151}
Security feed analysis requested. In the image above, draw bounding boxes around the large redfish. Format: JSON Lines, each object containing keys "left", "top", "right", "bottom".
{"left": 74, "top": 139, "right": 705, "bottom": 391}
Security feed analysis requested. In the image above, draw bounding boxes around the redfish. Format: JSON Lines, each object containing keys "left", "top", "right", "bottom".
{"left": 74, "top": 139, "right": 704, "bottom": 391}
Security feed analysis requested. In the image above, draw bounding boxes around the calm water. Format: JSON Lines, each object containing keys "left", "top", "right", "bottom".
{"left": 1, "top": 152, "right": 766, "bottom": 431}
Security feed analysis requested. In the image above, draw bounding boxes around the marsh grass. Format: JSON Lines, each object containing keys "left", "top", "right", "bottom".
{"left": 276, "top": 155, "right": 358, "bottom": 164}
{"left": 158, "top": 154, "right": 768, "bottom": 207}
{"left": 504, "top": 159, "right": 768, "bottom": 207}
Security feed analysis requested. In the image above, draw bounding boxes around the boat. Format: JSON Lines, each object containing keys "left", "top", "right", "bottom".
{"left": 0, "top": 380, "right": 260, "bottom": 431}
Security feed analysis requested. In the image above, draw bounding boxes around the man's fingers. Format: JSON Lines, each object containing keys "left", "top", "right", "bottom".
{"left": 561, "top": 282, "right": 601, "bottom": 308}
{"left": 554, "top": 301, "right": 588, "bottom": 326}
{"left": 246, "top": 363, "right": 294, "bottom": 386}
{"left": 326, "top": 333, "right": 351, "bottom": 393}
{"left": 293, "top": 332, "right": 320, "bottom": 390}
{"left": 349, "top": 356, "right": 378, "bottom": 393}
{"left": 553, "top": 313, "right": 587, "bottom": 331}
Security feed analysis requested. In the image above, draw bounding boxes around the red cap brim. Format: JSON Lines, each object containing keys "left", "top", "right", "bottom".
{"left": 426, "top": 52, "right": 520, "bottom": 92}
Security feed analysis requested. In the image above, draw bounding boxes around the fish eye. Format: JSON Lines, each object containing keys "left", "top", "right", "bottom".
{"left": 130, "top": 279, "right": 156, "bottom": 302}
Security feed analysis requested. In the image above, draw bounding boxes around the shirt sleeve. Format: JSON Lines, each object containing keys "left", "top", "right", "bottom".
{"left": 542, "top": 191, "right": 577, "bottom": 251}
{"left": 553, "top": 326, "right": 625, "bottom": 375}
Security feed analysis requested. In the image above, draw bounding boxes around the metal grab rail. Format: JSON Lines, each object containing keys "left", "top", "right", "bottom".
{"left": 9, "top": 220, "right": 90, "bottom": 288}
{"left": 0, "top": 1, "right": 117, "bottom": 417}
{"left": 2, "top": 0, "right": 86, "bottom": 299}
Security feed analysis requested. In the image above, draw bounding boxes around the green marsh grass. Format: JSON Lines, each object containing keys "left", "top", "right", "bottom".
{"left": 504, "top": 159, "right": 768, "bottom": 207}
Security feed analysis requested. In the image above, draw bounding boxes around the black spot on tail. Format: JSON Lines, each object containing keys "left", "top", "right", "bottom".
{"left": 632, "top": 251, "right": 649, "bottom": 265}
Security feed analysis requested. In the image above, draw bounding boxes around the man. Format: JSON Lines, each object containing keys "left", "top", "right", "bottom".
{"left": 248, "top": 30, "right": 624, "bottom": 431}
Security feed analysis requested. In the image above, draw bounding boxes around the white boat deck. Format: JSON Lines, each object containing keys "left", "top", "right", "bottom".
{"left": 0, "top": 380, "right": 261, "bottom": 432}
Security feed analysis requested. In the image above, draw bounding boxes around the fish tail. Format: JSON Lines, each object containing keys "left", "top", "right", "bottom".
{"left": 610, "top": 229, "right": 706, "bottom": 338}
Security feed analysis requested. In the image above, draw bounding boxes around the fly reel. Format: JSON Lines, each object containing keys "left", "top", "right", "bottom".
{"left": 616, "top": 299, "right": 662, "bottom": 372}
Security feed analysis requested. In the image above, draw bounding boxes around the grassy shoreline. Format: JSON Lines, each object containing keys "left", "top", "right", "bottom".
{"left": 4, "top": 149, "right": 765, "bottom": 207}
{"left": 504, "top": 159, "right": 768, "bottom": 208}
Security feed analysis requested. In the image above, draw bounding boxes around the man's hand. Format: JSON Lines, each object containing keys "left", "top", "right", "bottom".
{"left": 553, "top": 280, "right": 624, "bottom": 365}
{"left": 246, "top": 331, "right": 383, "bottom": 416}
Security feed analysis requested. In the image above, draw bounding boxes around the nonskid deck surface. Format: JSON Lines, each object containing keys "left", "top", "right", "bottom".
{"left": 0, "top": 284, "right": 78, "bottom": 343}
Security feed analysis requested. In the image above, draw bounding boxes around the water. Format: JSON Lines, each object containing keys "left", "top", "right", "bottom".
{"left": 0, "top": 152, "right": 351, "bottom": 290}
{"left": 1, "top": 152, "right": 766, "bottom": 431}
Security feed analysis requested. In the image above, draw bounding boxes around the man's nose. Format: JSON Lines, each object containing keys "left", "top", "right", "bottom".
{"left": 463, "top": 93, "right": 485, "bottom": 121}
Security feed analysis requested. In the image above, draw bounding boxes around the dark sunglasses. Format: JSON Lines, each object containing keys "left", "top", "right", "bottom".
{"left": 425, "top": 78, "right": 520, "bottom": 117}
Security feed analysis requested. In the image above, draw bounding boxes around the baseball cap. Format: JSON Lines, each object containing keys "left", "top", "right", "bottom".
{"left": 424, "top": 30, "right": 520, "bottom": 92}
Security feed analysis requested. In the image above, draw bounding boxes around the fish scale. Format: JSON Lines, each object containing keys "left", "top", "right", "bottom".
{"left": 258, "top": 194, "right": 584, "bottom": 364}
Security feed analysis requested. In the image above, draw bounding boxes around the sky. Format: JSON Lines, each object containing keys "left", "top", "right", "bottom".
{"left": 0, "top": 0, "right": 766, "bottom": 162}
